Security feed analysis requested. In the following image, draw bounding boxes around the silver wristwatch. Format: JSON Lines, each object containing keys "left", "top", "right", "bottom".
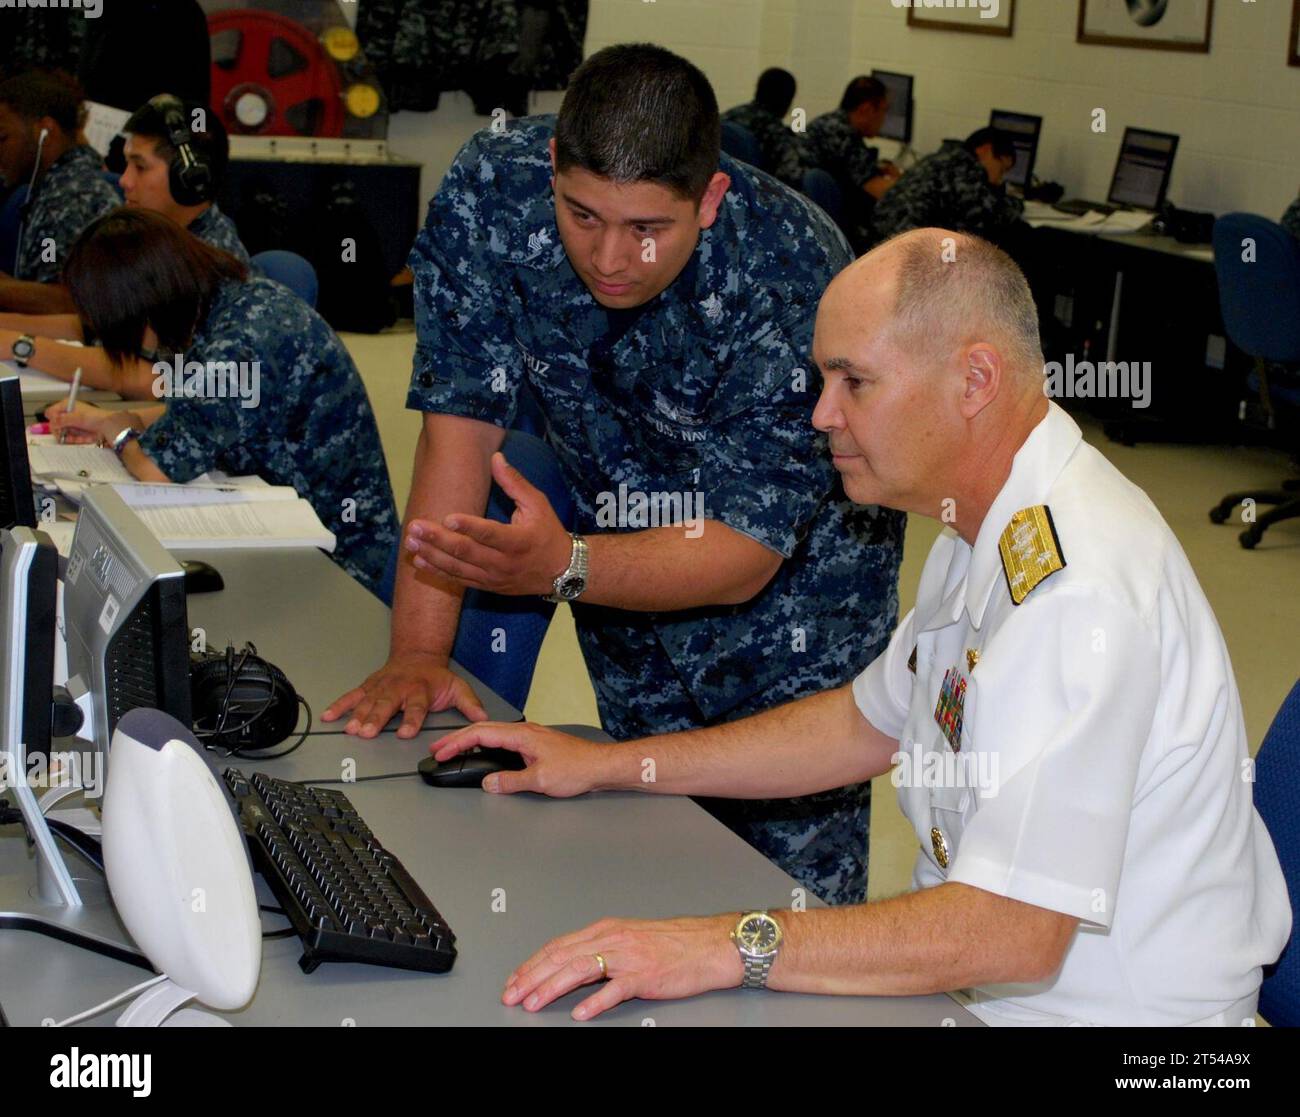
{"left": 108, "top": 426, "right": 143, "bottom": 457}
{"left": 732, "top": 911, "right": 783, "bottom": 989}
{"left": 545, "top": 533, "right": 588, "bottom": 603}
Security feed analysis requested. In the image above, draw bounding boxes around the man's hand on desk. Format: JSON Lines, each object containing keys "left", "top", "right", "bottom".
{"left": 322, "top": 651, "right": 488, "bottom": 737}
{"left": 431, "top": 721, "right": 610, "bottom": 796}
{"left": 502, "top": 912, "right": 742, "bottom": 1021}
{"left": 403, "top": 451, "right": 571, "bottom": 596}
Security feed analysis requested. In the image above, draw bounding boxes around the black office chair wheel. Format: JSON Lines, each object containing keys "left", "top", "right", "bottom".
{"left": 1239, "top": 528, "right": 1261, "bottom": 549}
{"left": 1209, "top": 505, "right": 1230, "bottom": 524}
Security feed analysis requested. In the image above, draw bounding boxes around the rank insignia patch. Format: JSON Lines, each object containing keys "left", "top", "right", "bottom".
{"left": 998, "top": 505, "right": 1066, "bottom": 606}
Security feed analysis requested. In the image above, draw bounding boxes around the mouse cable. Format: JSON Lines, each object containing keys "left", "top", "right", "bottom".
{"left": 294, "top": 771, "right": 420, "bottom": 787}
{"left": 52, "top": 974, "right": 169, "bottom": 1027}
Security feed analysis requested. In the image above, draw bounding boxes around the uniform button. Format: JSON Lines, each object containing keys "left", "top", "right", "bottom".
{"left": 417, "top": 372, "right": 433, "bottom": 387}
{"left": 930, "top": 827, "right": 949, "bottom": 869}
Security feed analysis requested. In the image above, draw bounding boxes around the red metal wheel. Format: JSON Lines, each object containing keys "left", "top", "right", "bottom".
{"left": 208, "top": 8, "right": 345, "bottom": 138}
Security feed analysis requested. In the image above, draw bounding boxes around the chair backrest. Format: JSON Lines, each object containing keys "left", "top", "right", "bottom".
{"left": 449, "top": 430, "right": 575, "bottom": 711}
{"left": 720, "top": 121, "right": 764, "bottom": 170}
{"left": 250, "top": 250, "right": 318, "bottom": 308}
{"left": 1212, "top": 213, "right": 1300, "bottom": 364}
{"left": 1254, "top": 678, "right": 1300, "bottom": 1026}
{"left": 0, "top": 185, "right": 30, "bottom": 276}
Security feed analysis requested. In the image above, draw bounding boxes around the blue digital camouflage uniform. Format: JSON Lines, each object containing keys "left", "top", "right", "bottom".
{"left": 406, "top": 115, "right": 905, "bottom": 905}
{"left": 138, "top": 275, "right": 399, "bottom": 599}
{"left": 803, "top": 108, "right": 887, "bottom": 250}
{"left": 188, "top": 203, "right": 251, "bottom": 266}
{"left": 721, "top": 102, "right": 809, "bottom": 189}
{"left": 16, "top": 145, "right": 120, "bottom": 284}
{"left": 804, "top": 108, "right": 882, "bottom": 193}
{"left": 873, "top": 138, "right": 1026, "bottom": 245}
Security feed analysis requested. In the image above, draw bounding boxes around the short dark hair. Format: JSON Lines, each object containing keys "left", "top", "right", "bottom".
{"left": 555, "top": 43, "right": 720, "bottom": 202}
{"left": 964, "top": 127, "right": 1016, "bottom": 160}
{"left": 0, "top": 70, "right": 82, "bottom": 136}
{"left": 840, "top": 76, "right": 888, "bottom": 113}
{"left": 124, "top": 95, "right": 231, "bottom": 195}
{"left": 754, "top": 68, "right": 796, "bottom": 117}
{"left": 63, "top": 207, "right": 248, "bottom": 363}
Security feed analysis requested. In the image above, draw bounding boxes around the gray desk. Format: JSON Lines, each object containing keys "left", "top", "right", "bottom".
{"left": 171, "top": 545, "right": 522, "bottom": 730}
{"left": 0, "top": 726, "right": 978, "bottom": 1026}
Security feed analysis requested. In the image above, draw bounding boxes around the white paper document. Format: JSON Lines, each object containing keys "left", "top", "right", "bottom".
{"left": 129, "top": 500, "right": 336, "bottom": 552}
{"left": 112, "top": 481, "right": 301, "bottom": 507}
{"left": 28, "top": 443, "right": 135, "bottom": 484}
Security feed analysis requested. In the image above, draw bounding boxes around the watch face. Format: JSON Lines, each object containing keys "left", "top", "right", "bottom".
{"left": 737, "top": 913, "right": 781, "bottom": 955}
{"left": 558, "top": 574, "right": 586, "bottom": 599}
{"left": 13, "top": 338, "right": 34, "bottom": 360}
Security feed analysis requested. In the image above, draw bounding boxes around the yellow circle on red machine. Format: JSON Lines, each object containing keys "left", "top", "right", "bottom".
{"left": 345, "top": 83, "right": 381, "bottom": 119}
{"left": 321, "top": 26, "right": 360, "bottom": 62}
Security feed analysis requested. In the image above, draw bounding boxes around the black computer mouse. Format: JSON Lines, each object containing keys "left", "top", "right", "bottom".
{"left": 418, "top": 747, "right": 527, "bottom": 789}
{"left": 182, "top": 560, "right": 225, "bottom": 594}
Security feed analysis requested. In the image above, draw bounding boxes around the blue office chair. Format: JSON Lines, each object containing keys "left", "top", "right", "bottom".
{"left": 377, "top": 429, "right": 574, "bottom": 712}
{"left": 1254, "top": 678, "right": 1300, "bottom": 1027}
{"left": 1209, "top": 214, "right": 1300, "bottom": 547}
{"left": 720, "top": 121, "right": 764, "bottom": 170}
{"left": 101, "top": 170, "right": 124, "bottom": 200}
{"left": 0, "top": 184, "right": 30, "bottom": 275}
{"left": 251, "top": 249, "right": 319, "bottom": 308}
{"left": 801, "top": 167, "right": 844, "bottom": 228}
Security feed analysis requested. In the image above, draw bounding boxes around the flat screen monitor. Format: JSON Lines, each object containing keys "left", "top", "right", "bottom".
{"left": 1, "top": 377, "right": 36, "bottom": 530}
{"left": 871, "top": 70, "right": 914, "bottom": 145}
{"left": 989, "top": 109, "right": 1042, "bottom": 189}
{"left": 1108, "top": 126, "right": 1179, "bottom": 211}
{"left": 63, "top": 486, "right": 191, "bottom": 773}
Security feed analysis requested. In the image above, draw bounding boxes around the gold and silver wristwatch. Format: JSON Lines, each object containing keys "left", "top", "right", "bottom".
{"left": 732, "top": 911, "right": 783, "bottom": 989}
{"left": 545, "top": 533, "right": 588, "bottom": 603}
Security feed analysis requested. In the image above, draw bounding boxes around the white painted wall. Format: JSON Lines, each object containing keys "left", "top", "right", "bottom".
{"left": 373, "top": 0, "right": 1299, "bottom": 220}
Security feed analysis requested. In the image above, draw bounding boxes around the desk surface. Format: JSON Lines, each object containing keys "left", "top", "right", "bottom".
{"left": 0, "top": 727, "right": 978, "bottom": 1026}
{"left": 175, "top": 545, "right": 522, "bottom": 730}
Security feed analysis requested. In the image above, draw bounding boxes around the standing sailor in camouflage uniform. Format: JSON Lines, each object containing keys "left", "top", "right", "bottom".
{"left": 804, "top": 77, "right": 900, "bottom": 251}
{"left": 326, "top": 45, "right": 905, "bottom": 905}
{"left": 721, "top": 68, "right": 809, "bottom": 189}
{"left": 46, "top": 209, "right": 399, "bottom": 601}
{"left": 120, "top": 96, "right": 252, "bottom": 266}
{"left": 0, "top": 71, "right": 119, "bottom": 313}
{"left": 872, "top": 128, "right": 1025, "bottom": 247}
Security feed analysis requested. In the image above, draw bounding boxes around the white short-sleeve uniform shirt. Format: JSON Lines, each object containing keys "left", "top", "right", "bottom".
{"left": 852, "top": 403, "right": 1290, "bottom": 1026}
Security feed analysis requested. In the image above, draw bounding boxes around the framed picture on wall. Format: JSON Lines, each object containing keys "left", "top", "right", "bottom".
{"left": 1077, "top": 0, "right": 1214, "bottom": 54}
{"left": 1290, "top": 0, "right": 1300, "bottom": 66}
{"left": 905, "top": 0, "right": 1015, "bottom": 38}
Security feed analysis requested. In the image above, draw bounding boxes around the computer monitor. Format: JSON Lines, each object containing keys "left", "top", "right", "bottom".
{"left": 871, "top": 70, "right": 914, "bottom": 145}
{"left": 0, "top": 525, "right": 77, "bottom": 903}
{"left": 1, "top": 377, "right": 36, "bottom": 530}
{"left": 63, "top": 486, "right": 191, "bottom": 774}
{"left": 1107, "top": 126, "right": 1179, "bottom": 211}
{"left": 989, "top": 109, "right": 1042, "bottom": 189}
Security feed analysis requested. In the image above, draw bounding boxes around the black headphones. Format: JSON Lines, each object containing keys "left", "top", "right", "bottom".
{"left": 190, "top": 641, "right": 309, "bottom": 757}
{"left": 150, "top": 94, "right": 215, "bottom": 207}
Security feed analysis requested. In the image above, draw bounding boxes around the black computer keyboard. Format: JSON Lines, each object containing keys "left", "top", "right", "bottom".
{"left": 222, "top": 768, "right": 457, "bottom": 975}
{"left": 1053, "top": 198, "right": 1116, "bottom": 217}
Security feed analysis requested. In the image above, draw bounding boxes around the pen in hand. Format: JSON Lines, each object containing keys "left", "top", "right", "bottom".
{"left": 58, "top": 367, "right": 83, "bottom": 445}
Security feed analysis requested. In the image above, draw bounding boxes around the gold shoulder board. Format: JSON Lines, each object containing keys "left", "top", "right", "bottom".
{"left": 998, "top": 505, "right": 1066, "bottom": 606}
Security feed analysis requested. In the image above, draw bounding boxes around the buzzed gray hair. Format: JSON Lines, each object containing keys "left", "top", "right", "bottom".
{"left": 882, "top": 229, "right": 1044, "bottom": 385}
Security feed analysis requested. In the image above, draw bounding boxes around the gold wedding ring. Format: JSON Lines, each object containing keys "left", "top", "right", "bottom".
{"left": 594, "top": 952, "right": 608, "bottom": 979}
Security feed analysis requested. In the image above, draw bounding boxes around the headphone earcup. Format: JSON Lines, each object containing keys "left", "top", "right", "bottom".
{"left": 189, "top": 648, "right": 300, "bottom": 752}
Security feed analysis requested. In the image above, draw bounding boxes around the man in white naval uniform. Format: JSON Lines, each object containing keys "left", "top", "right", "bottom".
{"left": 428, "top": 228, "right": 1291, "bottom": 1026}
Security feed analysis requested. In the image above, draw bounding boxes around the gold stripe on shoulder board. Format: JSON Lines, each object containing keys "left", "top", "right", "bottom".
{"left": 998, "top": 505, "right": 1066, "bottom": 606}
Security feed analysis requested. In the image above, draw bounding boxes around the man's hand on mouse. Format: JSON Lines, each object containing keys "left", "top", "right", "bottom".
{"left": 431, "top": 722, "right": 613, "bottom": 797}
